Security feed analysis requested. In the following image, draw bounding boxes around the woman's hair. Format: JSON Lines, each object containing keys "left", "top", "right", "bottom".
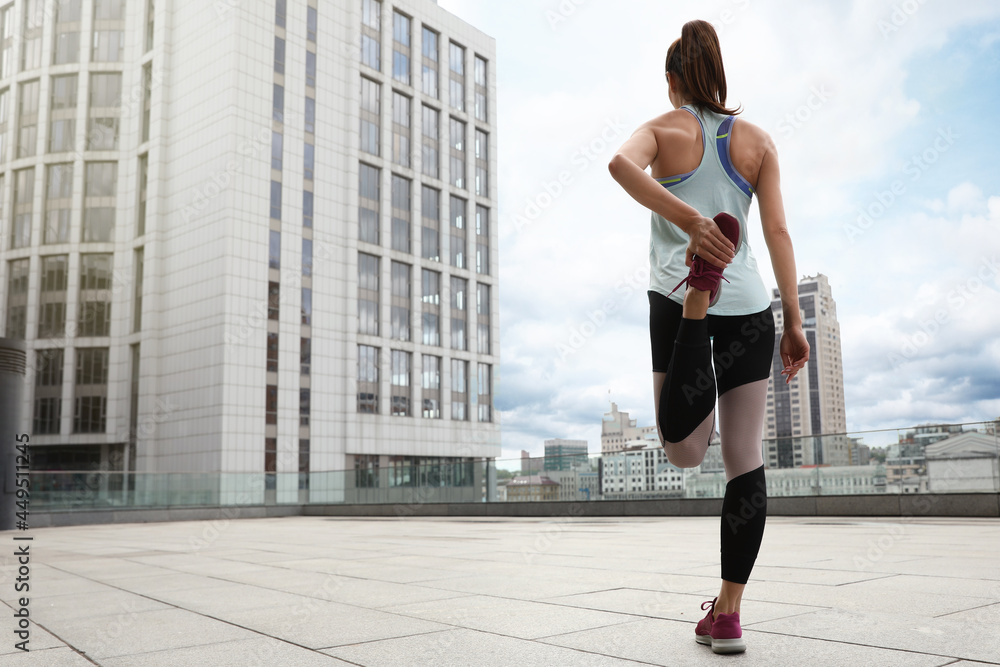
{"left": 665, "top": 20, "right": 741, "bottom": 115}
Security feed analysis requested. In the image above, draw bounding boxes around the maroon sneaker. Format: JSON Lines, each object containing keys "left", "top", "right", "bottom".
{"left": 694, "top": 598, "right": 716, "bottom": 646}
{"left": 669, "top": 212, "right": 742, "bottom": 307}
{"left": 709, "top": 610, "right": 746, "bottom": 654}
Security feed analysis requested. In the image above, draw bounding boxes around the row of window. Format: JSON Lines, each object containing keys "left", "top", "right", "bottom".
{"left": 30, "top": 346, "right": 109, "bottom": 434}
{"left": 5, "top": 252, "right": 145, "bottom": 339}
{"left": 1, "top": 65, "right": 153, "bottom": 162}
{"left": 361, "top": 0, "right": 488, "bottom": 122}
{"left": 358, "top": 253, "right": 491, "bottom": 353}
{"left": 357, "top": 164, "right": 490, "bottom": 274}
{"left": 357, "top": 344, "right": 491, "bottom": 421}
{"left": 0, "top": 0, "right": 152, "bottom": 76}
{"left": 360, "top": 79, "right": 489, "bottom": 196}
{"left": 354, "top": 455, "right": 476, "bottom": 489}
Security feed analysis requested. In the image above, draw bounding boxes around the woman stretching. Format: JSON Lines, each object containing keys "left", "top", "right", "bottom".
{"left": 608, "top": 20, "right": 809, "bottom": 654}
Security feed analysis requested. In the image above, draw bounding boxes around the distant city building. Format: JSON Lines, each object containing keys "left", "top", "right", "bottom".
{"left": 925, "top": 432, "right": 999, "bottom": 492}
{"left": 765, "top": 274, "right": 848, "bottom": 468}
{"left": 599, "top": 441, "right": 686, "bottom": 500}
{"left": 543, "top": 469, "right": 600, "bottom": 501}
{"left": 521, "top": 450, "right": 543, "bottom": 474}
{"left": 686, "top": 463, "right": 885, "bottom": 498}
{"left": 601, "top": 402, "right": 658, "bottom": 454}
{"left": 884, "top": 441, "right": 926, "bottom": 487}
{"left": 901, "top": 424, "right": 965, "bottom": 447}
{"left": 505, "top": 474, "right": 559, "bottom": 502}
{"left": 543, "top": 438, "right": 589, "bottom": 471}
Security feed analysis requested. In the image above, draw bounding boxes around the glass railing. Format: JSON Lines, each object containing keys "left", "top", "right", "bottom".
{"left": 27, "top": 421, "right": 999, "bottom": 511}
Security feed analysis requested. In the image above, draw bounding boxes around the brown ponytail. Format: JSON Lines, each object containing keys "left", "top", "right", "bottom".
{"left": 665, "top": 20, "right": 741, "bottom": 115}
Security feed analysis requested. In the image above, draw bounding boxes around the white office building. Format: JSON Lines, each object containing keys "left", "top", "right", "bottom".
{"left": 0, "top": 0, "right": 499, "bottom": 502}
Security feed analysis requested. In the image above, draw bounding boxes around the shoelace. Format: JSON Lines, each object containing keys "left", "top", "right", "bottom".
{"left": 668, "top": 257, "right": 731, "bottom": 299}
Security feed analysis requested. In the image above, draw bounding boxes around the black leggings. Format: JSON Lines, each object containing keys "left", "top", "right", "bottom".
{"left": 648, "top": 290, "right": 775, "bottom": 584}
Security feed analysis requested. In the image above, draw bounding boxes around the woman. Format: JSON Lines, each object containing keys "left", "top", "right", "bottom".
{"left": 608, "top": 20, "right": 809, "bottom": 654}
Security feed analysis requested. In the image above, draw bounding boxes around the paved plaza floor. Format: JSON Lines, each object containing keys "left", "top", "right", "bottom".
{"left": 1, "top": 515, "right": 998, "bottom": 666}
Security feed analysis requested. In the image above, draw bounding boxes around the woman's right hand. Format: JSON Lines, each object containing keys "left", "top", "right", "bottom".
{"left": 685, "top": 215, "right": 736, "bottom": 269}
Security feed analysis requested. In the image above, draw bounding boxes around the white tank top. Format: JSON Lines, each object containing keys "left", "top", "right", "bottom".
{"left": 649, "top": 105, "right": 770, "bottom": 316}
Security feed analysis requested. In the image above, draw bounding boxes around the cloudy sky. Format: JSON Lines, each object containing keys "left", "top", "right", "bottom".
{"left": 437, "top": 0, "right": 1000, "bottom": 462}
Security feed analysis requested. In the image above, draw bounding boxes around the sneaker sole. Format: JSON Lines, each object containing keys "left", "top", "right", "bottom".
{"left": 711, "top": 637, "right": 747, "bottom": 654}
{"left": 695, "top": 633, "right": 712, "bottom": 646}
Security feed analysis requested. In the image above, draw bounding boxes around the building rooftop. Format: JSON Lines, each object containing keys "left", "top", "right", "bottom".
{"left": 2, "top": 515, "right": 998, "bottom": 666}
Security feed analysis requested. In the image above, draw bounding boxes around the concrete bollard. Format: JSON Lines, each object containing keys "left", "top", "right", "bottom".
{"left": 1, "top": 338, "right": 27, "bottom": 531}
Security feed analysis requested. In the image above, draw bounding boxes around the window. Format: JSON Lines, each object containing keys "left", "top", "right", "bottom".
{"left": 305, "top": 97, "right": 315, "bottom": 134}
{"left": 390, "top": 261, "right": 410, "bottom": 341}
{"left": 74, "top": 348, "right": 109, "bottom": 433}
{"left": 360, "top": 77, "right": 380, "bottom": 156}
{"left": 270, "top": 180, "right": 282, "bottom": 219}
{"left": 17, "top": 79, "right": 40, "bottom": 158}
{"left": 268, "top": 281, "right": 279, "bottom": 320}
{"left": 49, "top": 75, "right": 78, "bottom": 152}
{"left": 392, "top": 11, "right": 410, "bottom": 85}
{"left": 303, "top": 142, "right": 314, "bottom": 181}
{"left": 450, "top": 276, "right": 467, "bottom": 351}
{"left": 478, "top": 363, "right": 492, "bottom": 422}
{"left": 21, "top": 0, "right": 43, "bottom": 71}
{"left": 273, "top": 83, "right": 284, "bottom": 122}
{"left": 145, "top": 0, "right": 155, "bottom": 51}
{"left": 476, "top": 205, "right": 490, "bottom": 275}
{"left": 275, "top": 0, "right": 286, "bottom": 27}
{"left": 137, "top": 154, "right": 148, "bottom": 235}
{"left": 449, "top": 117, "right": 465, "bottom": 189}
{"left": 33, "top": 349, "right": 63, "bottom": 434}
{"left": 266, "top": 385, "right": 277, "bottom": 424}
{"left": 300, "top": 337, "right": 311, "bottom": 375}
{"left": 133, "top": 248, "right": 144, "bottom": 332}
{"left": 391, "top": 174, "right": 410, "bottom": 253}
{"left": 0, "top": 88, "right": 8, "bottom": 161}
{"left": 271, "top": 131, "right": 283, "bottom": 170}
{"left": 450, "top": 195, "right": 466, "bottom": 268}
{"left": 88, "top": 73, "right": 121, "bottom": 150}
{"left": 12, "top": 168, "right": 34, "bottom": 248}
{"left": 267, "top": 332, "right": 278, "bottom": 372}
{"left": 44, "top": 164, "right": 73, "bottom": 244}
{"left": 392, "top": 91, "right": 411, "bottom": 167}
{"left": 451, "top": 359, "right": 468, "bottom": 420}
{"left": 306, "top": 6, "right": 317, "bottom": 43}
{"left": 359, "top": 163, "right": 379, "bottom": 243}
{"left": 477, "top": 283, "right": 490, "bottom": 355}
{"left": 92, "top": 0, "right": 125, "bottom": 62}
{"left": 0, "top": 5, "right": 15, "bottom": 77}
{"left": 5, "top": 259, "right": 29, "bottom": 339}
{"left": 303, "top": 190, "right": 313, "bottom": 228}
{"left": 449, "top": 42, "right": 465, "bottom": 110}
{"left": 421, "top": 27, "right": 438, "bottom": 98}
{"left": 79, "top": 254, "right": 112, "bottom": 337}
{"left": 421, "top": 186, "right": 440, "bottom": 261}
{"left": 274, "top": 36, "right": 285, "bottom": 74}
{"left": 38, "top": 256, "right": 68, "bottom": 338}
{"left": 302, "top": 238, "right": 313, "bottom": 277}
{"left": 83, "top": 162, "right": 117, "bottom": 242}
{"left": 421, "top": 269, "right": 440, "bottom": 346}
{"left": 474, "top": 55, "right": 488, "bottom": 121}
{"left": 391, "top": 350, "right": 411, "bottom": 416}
{"left": 265, "top": 437, "right": 277, "bottom": 476}
{"left": 355, "top": 454, "right": 379, "bottom": 488}
{"left": 357, "top": 345, "right": 379, "bottom": 413}
{"left": 361, "top": 0, "right": 381, "bottom": 70}
{"left": 306, "top": 51, "right": 316, "bottom": 88}
{"left": 269, "top": 230, "right": 281, "bottom": 269}
{"left": 421, "top": 105, "right": 439, "bottom": 178}
{"left": 301, "top": 287, "right": 311, "bottom": 325}
{"left": 475, "top": 129, "right": 489, "bottom": 197}
{"left": 422, "top": 355, "right": 441, "bottom": 418}
{"left": 141, "top": 63, "right": 152, "bottom": 142}
{"left": 300, "top": 388, "right": 310, "bottom": 426}
{"left": 358, "top": 253, "right": 379, "bottom": 335}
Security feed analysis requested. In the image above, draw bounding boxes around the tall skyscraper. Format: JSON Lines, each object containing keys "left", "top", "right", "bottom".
{"left": 0, "top": 0, "right": 499, "bottom": 500}
{"left": 764, "top": 274, "right": 847, "bottom": 468}
{"left": 601, "top": 401, "right": 658, "bottom": 454}
{"left": 542, "top": 438, "right": 588, "bottom": 471}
